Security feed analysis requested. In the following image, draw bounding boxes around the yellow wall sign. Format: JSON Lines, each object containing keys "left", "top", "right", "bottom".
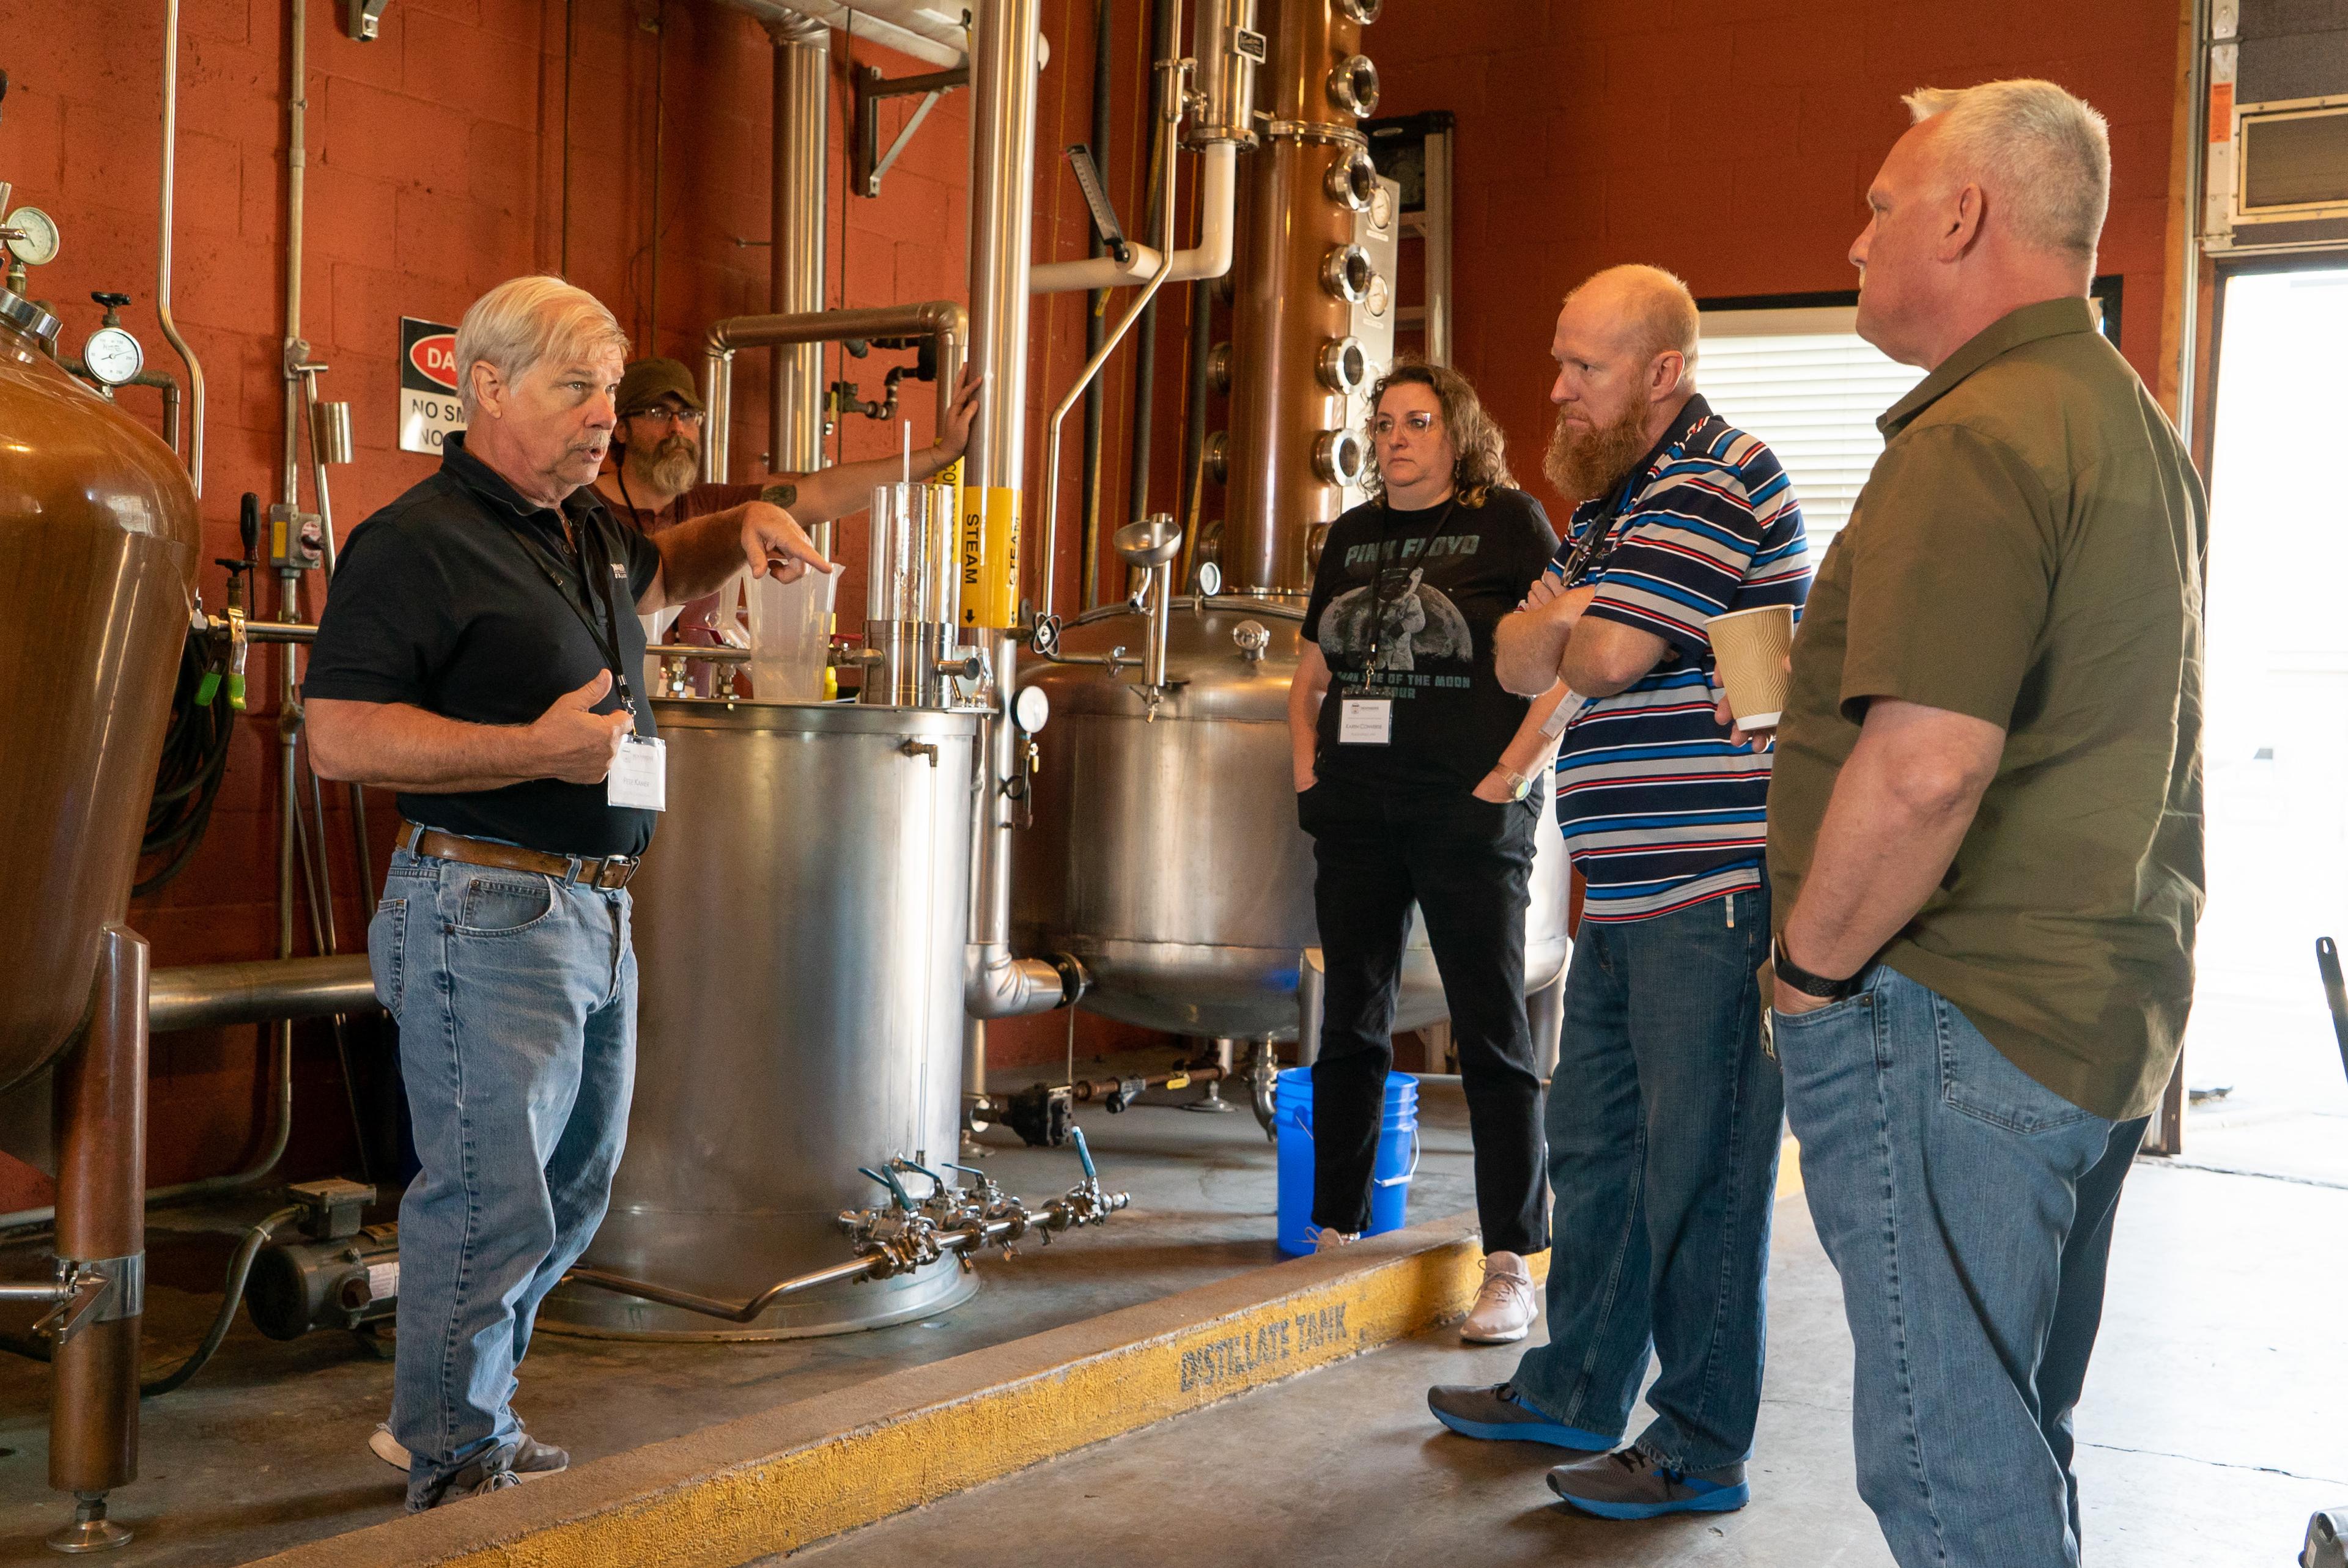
{"left": 959, "top": 485, "right": 1021, "bottom": 630}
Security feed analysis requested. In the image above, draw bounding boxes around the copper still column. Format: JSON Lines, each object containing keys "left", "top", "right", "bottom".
{"left": 1221, "top": 0, "right": 1381, "bottom": 596}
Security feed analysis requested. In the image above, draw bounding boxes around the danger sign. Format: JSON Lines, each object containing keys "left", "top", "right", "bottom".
{"left": 399, "top": 317, "right": 463, "bottom": 455}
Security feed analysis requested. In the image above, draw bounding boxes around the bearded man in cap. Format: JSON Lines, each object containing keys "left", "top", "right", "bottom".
{"left": 593, "top": 356, "right": 982, "bottom": 656}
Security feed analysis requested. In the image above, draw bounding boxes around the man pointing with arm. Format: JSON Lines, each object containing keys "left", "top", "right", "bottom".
{"left": 303, "top": 275, "right": 830, "bottom": 1512}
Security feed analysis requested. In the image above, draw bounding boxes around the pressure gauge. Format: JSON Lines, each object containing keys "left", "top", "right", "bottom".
{"left": 2, "top": 205, "right": 59, "bottom": 267}
{"left": 82, "top": 324, "right": 144, "bottom": 387}
{"left": 1013, "top": 684, "right": 1050, "bottom": 734}
{"left": 1365, "top": 274, "right": 1393, "bottom": 321}
{"left": 1367, "top": 183, "right": 1396, "bottom": 234}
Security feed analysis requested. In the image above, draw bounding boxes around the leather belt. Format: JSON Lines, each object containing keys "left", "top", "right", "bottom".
{"left": 399, "top": 820, "right": 640, "bottom": 891}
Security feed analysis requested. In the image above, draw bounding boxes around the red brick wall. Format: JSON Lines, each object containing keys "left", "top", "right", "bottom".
{"left": 1, "top": 0, "right": 2184, "bottom": 1207}
{"left": 1348, "top": 0, "right": 2185, "bottom": 525}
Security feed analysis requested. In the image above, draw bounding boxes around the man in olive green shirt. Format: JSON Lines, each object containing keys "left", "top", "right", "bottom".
{"left": 1759, "top": 80, "right": 2205, "bottom": 1568}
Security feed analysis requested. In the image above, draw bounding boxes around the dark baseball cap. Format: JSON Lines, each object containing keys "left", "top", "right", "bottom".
{"left": 616, "top": 357, "right": 705, "bottom": 415}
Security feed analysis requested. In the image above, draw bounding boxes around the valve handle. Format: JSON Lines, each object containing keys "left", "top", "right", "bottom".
{"left": 238, "top": 491, "right": 261, "bottom": 559}
{"left": 940, "top": 1161, "right": 991, "bottom": 1181}
{"left": 1069, "top": 1125, "right": 1098, "bottom": 1185}
{"left": 90, "top": 290, "right": 131, "bottom": 310}
{"left": 857, "top": 1165, "right": 915, "bottom": 1211}
{"left": 891, "top": 1156, "right": 949, "bottom": 1197}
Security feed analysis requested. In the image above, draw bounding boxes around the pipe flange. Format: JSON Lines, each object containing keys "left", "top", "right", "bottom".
{"left": 1206, "top": 341, "right": 1233, "bottom": 396}
{"left": 1204, "top": 431, "right": 1230, "bottom": 484}
{"left": 1335, "top": 0, "right": 1383, "bottom": 21}
{"left": 1316, "top": 336, "right": 1370, "bottom": 394}
{"left": 1326, "top": 146, "right": 1379, "bottom": 212}
{"left": 1314, "top": 430, "right": 1369, "bottom": 488}
{"left": 1320, "top": 244, "right": 1375, "bottom": 304}
{"left": 1327, "top": 54, "right": 1380, "bottom": 119}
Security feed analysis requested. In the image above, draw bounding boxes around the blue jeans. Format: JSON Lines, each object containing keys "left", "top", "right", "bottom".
{"left": 1776, "top": 965, "right": 2147, "bottom": 1568}
{"left": 1511, "top": 887, "right": 1781, "bottom": 1472}
{"left": 367, "top": 847, "right": 638, "bottom": 1507}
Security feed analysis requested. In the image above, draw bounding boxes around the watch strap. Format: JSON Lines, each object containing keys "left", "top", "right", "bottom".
{"left": 1773, "top": 934, "right": 1856, "bottom": 1001}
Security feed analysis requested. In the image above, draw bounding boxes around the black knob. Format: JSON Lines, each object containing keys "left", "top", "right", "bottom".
{"left": 91, "top": 291, "right": 131, "bottom": 309}
{"left": 239, "top": 492, "right": 260, "bottom": 558}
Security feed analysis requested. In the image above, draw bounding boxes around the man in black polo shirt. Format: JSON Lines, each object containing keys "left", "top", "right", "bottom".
{"left": 306, "top": 276, "right": 829, "bottom": 1511}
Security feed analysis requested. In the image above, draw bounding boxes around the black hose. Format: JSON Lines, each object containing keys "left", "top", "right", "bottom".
{"left": 134, "top": 627, "right": 237, "bottom": 898}
{"left": 0, "top": 1207, "right": 307, "bottom": 1393}
{"left": 139, "top": 1205, "right": 305, "bottom": 1397}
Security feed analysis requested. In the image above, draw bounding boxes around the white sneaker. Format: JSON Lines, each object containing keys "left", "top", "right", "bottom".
{"left": 1309, "top": 1225, "right": 1359, "bottom": 1254}
{"left": 1461, "top": 1251, "right": 1535, "bottom": 1344}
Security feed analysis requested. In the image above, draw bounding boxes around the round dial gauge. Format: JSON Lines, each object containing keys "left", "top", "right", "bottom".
{"left": 1368, "top": 184, "right": 1396, "bottom": 233}
{"left": 2, "top": 206, "right": 59, "bottom": 268}
{"left": 1365, "top": 274, "right": 1393, "bottom": 321}
{"left": 82, "top": 325, "right": 144, "bottom": 387}
{"left": 1012, "top": 684, "right": 1050, "bottom": 734}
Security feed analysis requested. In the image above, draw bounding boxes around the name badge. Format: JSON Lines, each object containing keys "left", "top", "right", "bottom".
{"left": 607, "top": 735, "right": 668, "bottom": 811}
{"left": 1338, "top": 698, "right": 1393, "bottom": 745}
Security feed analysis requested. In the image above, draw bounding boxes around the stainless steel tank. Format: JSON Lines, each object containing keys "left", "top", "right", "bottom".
{"left": 0, "top": 290, "right": 200, "bottom": 1092}
{"left": 1014, "top": 597, "right": 1571, "bottom": 1040}
{"left": 541, "top": 701, "right": 983, "bottom": 1339}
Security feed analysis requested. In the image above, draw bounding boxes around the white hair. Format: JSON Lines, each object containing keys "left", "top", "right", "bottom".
{"left": 1905, "top": 79, "right": 2111, "bottom": 259}
{"left": 452, "top": 275, "right": 629, "bottom": 420}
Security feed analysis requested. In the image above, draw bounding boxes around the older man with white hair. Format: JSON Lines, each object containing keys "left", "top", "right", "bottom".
{"left": 305, "top": 275, "right": 830, "bottom": 1511}
{"left": 1763, "top": 81, "right": 2206, "bottom": 1566}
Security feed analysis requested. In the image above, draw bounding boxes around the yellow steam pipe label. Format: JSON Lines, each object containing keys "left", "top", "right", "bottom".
{"left": 959, "top": 484, "right": 1020, "bottom": 630}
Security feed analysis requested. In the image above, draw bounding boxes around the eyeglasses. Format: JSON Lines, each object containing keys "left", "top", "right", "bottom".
{"left": 629, "top": 407, "right": 705, "bottom": 430}
{"left": 1368, "top": 411, "right": 1439, "bottom": 439}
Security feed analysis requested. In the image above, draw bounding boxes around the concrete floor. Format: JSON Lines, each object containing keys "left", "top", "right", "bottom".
{"left": 0, "top": 1064, "right": 1477, "bottom": 1566}
{"left": 792, "top": 1122, "right": 2348, "bottom": 1568}
{"left": 0, "top": 1079, "right": 2339, "bottom": 1566}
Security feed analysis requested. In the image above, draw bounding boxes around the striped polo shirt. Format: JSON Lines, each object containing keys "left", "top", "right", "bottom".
{"left": 1552, "top": 394, "right": 1811, "bottom": 922}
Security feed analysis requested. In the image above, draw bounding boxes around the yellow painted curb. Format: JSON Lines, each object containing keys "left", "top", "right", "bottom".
{"left": 247, "top": 1213, "right": 1523, "bottom": 1568}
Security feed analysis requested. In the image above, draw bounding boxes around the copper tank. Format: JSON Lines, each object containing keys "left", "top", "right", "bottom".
{"left": 0, "top": 290, "right": 201, "bottom": 1092}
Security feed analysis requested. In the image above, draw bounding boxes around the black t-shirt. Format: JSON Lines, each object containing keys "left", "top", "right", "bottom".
{"left": 305, "top": 432, "right": 666, "bottom": 858}
{"left": 1301, "top": 486, "right": 1557, "bottom": 799}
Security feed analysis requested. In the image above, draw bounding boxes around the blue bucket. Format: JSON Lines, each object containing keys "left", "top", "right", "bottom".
{"left": 1275, "top": 1067, "right": 1420, "bottom": 1256}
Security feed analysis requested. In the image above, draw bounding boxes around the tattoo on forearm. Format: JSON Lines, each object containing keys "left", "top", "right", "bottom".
{"left": 761, "top": 484, "right": 797, "bottom": 509}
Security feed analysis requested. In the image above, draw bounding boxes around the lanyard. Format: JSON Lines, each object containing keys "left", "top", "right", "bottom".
{"left": 501, "top": 506, "right": 640, "bottom": 720}
{"left": 1361, "top": 496, "right": 1460, "bottom": 676}
{"left": 1557, "top": 467, "right": 1644, "bottom": 587}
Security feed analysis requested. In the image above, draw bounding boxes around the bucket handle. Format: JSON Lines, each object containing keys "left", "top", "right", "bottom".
{"left": 1373, "top": 1124, "right": 1420, "bottom": 1188}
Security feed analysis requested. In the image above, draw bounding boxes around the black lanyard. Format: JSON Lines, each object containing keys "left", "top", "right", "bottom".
{"left": 1361, "top": 496, "right": 1459, "bottom": 677}
{"left": 502, "top": 506, "right": 640, "bottom": 720}
{"left": 1557, "top": 468, "right": 1645, "bottom": 587}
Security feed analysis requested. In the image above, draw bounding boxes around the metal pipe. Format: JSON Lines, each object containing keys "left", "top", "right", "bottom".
{"left": 1029, "top": 142, "right": 1238, "bottom": 293}
{"left": 147, "top": 956, "right": 376, "bottom": 1034}
{"left": 767, "top": 11, "right": 829, "bottom": 512}
{"left": 1124, "top": 0, "right": 1181, "bottom": 540}
{"left": 1079, "top": 0, "right": 1113, "bottom": 612}
{"left": 1180, "top": 276, "right": 1212, "bottom": 575}
{"left": 198, "top": 616, "right": 316, "bottom": 643}
{"left": 50, "top": 926, "right": 147, "bottom": 1529}
{"left": 1036, "top": 61, "right": 1186, "bottom": 624}
{"left": 711, "top": 0, "right": 967, "bottom": 68}
{"left": 2177, "top": 0, "right": 2210, "bottom": 430}
{"left": 701, "top": 301, "right": 967, "bottom": 482}
{"left": 155, "top": 0, "right": 205, "bottom": 496}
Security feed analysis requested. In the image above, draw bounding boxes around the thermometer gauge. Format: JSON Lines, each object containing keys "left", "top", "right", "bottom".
{"left": 82, "top": 325, "right": 144, "bottom": 387}
{"left": 2, "top": 205, "right": 59, "bottom": 268}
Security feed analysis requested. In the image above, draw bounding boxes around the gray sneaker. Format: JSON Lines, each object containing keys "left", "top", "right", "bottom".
{"left": 1427, "top": 1383, "right": 1615, "bottom": 1449}
{"left": 1546, "top": 1441, "right": 1750, "bottom": 1518}
{"left": 408, "top": 1443, "right": 523, "bottom": 1512}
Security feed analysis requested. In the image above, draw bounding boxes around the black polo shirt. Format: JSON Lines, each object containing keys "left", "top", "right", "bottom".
{"left": 306, "top": 432, "right": 665, "bottom": 858}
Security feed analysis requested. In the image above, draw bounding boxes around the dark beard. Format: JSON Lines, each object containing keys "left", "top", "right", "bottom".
{"left": 1543, "top": 400, "right": 1654, "bottom": 506}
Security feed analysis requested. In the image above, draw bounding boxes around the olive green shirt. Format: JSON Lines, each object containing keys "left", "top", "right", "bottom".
{"left": 1767, "top": 298, "right": 2207, "bottom": 1120}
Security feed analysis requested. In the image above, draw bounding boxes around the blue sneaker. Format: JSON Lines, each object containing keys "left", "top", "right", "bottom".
{"left": 1426, "top": 1383, "right": 1617, "bottom": 1450}
{"left": 1546, "top": 1441, "right": 1749, "bottom": 1518}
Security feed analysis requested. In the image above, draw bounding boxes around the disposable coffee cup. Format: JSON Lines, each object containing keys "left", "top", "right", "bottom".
{"left": 1708, "top": 604, "right": 1793, "bottom": 731}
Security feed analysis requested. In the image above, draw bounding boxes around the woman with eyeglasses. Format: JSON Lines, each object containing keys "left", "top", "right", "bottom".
{"left": 1289, "top": 361, "right": 1570, "bottom": 1345}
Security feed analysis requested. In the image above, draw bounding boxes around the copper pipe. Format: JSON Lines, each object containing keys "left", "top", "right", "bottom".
{"left": 50, "top": 926, "right": 147, "bottom": 1503}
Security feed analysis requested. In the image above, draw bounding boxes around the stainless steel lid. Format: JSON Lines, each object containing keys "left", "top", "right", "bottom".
{"left": 0, "top": 287, "right": 60, "bottom": 345}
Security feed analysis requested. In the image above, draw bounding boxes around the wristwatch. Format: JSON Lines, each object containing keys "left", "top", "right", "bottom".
{"left": 1773, "top": 933, "right": 1859, "bottom": 1002}
{"left": 1496, "top": 765, "right": 1534, "bottom": 801}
